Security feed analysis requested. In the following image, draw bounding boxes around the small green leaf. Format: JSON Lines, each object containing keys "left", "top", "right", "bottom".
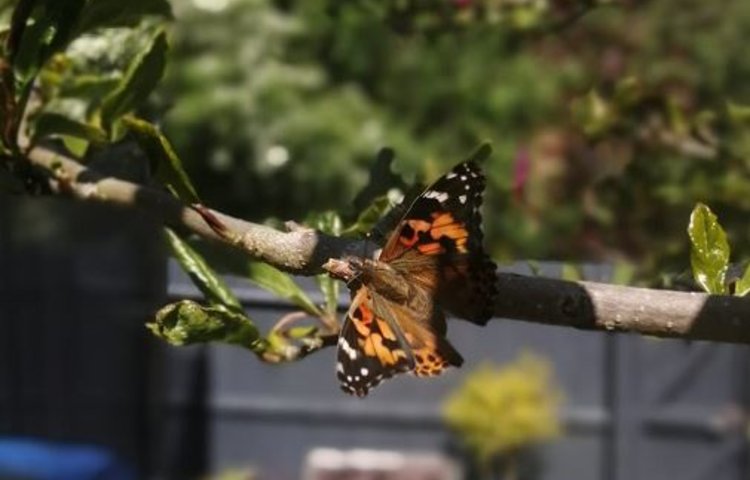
{"left": 727, "top": 102, "right": 750, "bottom": 125}
{"left": 61, "top": 135, "right": 89, "bottom": 157}
{"left": 32, "top": 112, "right": 107, "bottom": 145}
{"left": 308, "top": 211, "right": 343, "bottom": 316}
{"left": 165, "top": 228, "right": 243, "bottom": 312}
{"left": 75, "top": 0, "right": 173, "bottom": 35}
{"left": 122, "top": 116, "right": 200, "bottom": 203}
{"left": 148, "top": 300, "right": 265, "bottom": 352}
{"left": 465, "top": 142, "right": 493, "bottom": 164}
{"left": 561, "top": 263, "right": 583, "bottom": 282}
{"left": 100, "top": 28, "right": 168, "bottom": 132}
{"left": 342, "top": 195, "right": 392, "bottom": 236}
{"left": 688, "top": 203, "right": 730, "bottom": 294}
{"left": 735, "top": 264, "right": 750, "bottom": 297}
{"left": 571, "top": 89, "right": 614, "bottom": 137}
{"left": 611, "top": 260, "right": 636, "bottom": 286}
{"left": 247, "top": 262, "right": 322, "bottom": 317}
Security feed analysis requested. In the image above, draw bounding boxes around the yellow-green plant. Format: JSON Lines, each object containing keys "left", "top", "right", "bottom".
{"left": 443, "top": 352, "right": 562, "bottom": 478}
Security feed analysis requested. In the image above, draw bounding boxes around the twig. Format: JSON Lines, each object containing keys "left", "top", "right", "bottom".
{"left": 22, "top": 145, "right": 750, "bottom": 345}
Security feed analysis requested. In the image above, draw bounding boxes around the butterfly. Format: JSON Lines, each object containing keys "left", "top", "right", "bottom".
{"left": 336, "top": 144, "right": 498, "bottom": 397}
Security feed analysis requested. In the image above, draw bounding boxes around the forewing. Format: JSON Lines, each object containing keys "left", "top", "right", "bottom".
{"left": 379, "top": 145, "right": 498, "bottom": 324}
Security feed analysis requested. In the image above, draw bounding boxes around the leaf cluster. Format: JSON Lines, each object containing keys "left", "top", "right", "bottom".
{"left": 442, "top": 352, "right": 563, "bottom": 466}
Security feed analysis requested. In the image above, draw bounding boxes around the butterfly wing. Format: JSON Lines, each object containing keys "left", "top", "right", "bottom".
{"left": 337, "top": 286, "right": 463, "bottom": 397}
{"left": 337, "top": 287, "right": 413, "bottom": 397}
{"left": 379, "top": 144, "right": 498, "bottom": 324}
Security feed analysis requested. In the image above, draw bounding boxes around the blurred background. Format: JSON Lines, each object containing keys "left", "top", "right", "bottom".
{"left": 2, "top": 0, "right": 750, "bottom": 478}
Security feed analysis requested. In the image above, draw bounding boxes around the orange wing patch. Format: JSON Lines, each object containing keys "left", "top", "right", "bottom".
{"left": 397, "top": 212, "right": 470, "bottom": 256}
{"left": 402, "top": 327, "right": 462, "bottom": 378}
{"left": 350, "top": 302, "right": 408, "bottom": 367}
{"left": 413, "top": 348, "right": 452, "bottom": 377}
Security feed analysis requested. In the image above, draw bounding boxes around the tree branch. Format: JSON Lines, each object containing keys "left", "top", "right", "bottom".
{"left": 22, "top": 145, "right": 750, "bottom": 345}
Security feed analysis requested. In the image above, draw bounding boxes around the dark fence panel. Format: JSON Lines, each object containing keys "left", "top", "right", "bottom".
{"left": 0, "top": 200, "right": 167, "bottom": 476}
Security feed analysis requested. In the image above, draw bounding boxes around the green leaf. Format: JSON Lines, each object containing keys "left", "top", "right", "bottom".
{"left": 122, "top": 116, "right": 200, "bottom": 203}
{"left": 571, "top": 89, "right": 614, "bottom": 137}
{"left": 148, "top": 300, "right": 265, "bottom": 352}
{"left": 735, "top": 264, "right": 750, "bottom": 297}
{"left": 32, "top": 112, "right": 107, "bottom": 145}
{"left": 611, "top": 260, "right": 636, "bottom": 286}
{"left": 11, "top": 0, "right": 86, "bottom": 84}
{"left": 466, "top": 142, "right": 493, "bottom": 164}
{"left": 5, "top": 0, "right": 35, "bottom": 62}
{"left": 561, "top": 263, "right": 583, "bottom": 282}
{"left": 727, "top": 101, "right": 750, "bottom": 125}
{"left": 688, "top": 203, "right": 730, "bottom": 294}
{"left": 75, "top": 0, "right": 173, "bottom": 35}
{"left": 308, "top": 211, "right": 343, "bottom": 316}
{"left": 61, "top": 135, "right": 89, "bottom": 157}
{"left": 165, "top": 228, "right": 244, "bottom": 312}
{"left": 342, "top": 195, "right": 392, "bottom": 236}
{"left": 246, "top": 262, "right": 322, "bottom": 317}
{"left": 100, "top": 28, "right": 168, "bottom": 132}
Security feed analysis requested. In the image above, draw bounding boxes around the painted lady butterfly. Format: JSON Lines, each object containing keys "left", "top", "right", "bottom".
{"left": 336, "top": 145, "right": 498, "bottom": 397}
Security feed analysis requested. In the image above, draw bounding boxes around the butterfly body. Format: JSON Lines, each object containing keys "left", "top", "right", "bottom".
{"left": 336, "top": 145, "right": 498, "bottom": 397}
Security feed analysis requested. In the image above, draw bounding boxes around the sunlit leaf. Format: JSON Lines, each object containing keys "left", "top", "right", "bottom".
{"left": 688, "top": 203, "right": 729, "bottom": 294}
{"left": 246, "top": 262, "right": 322, "bottom": 317}
{"left": 61, "top": 135, "right": 89, "bottom": 157}
{"left": 148, "top": 300, "right": 265, "bottom": 352}
{"left": 100, "top": 28, "right": 168, "bottom": 132}
{"left": 165, "top": 228, "right": 244, "bottom": 312}
{"left": 122, "top": 116, "right": 200, "bottom": 203}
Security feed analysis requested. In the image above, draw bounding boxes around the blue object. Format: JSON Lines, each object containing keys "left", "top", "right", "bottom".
{"left": 0, "top": 438, "right": 134, "bottom": 480}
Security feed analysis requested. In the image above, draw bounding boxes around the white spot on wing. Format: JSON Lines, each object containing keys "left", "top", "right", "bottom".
{"left": 446, "top": 172, "right": 457, "bottom": 179}
{"left": 424, "top": 190, "right": 449, "bottom": 202}
{"left": 458, "top": 194, "right": 467, "bottom": 204}
{"left": 361, "top": 367, "right": 369, "bottom": 376}
{"left": 340, "top": 337, "right": 358, "bottom": 360}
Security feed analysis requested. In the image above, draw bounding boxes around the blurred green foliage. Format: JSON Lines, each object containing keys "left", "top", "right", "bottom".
{"left": 5, "top": 0, "right": 750, "bottom": 286}
{"left": 443, "top": 352, "right": 562, "bottom": 473}
{"left": 159, "top": 0, "right": 750, "bottom": 283}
